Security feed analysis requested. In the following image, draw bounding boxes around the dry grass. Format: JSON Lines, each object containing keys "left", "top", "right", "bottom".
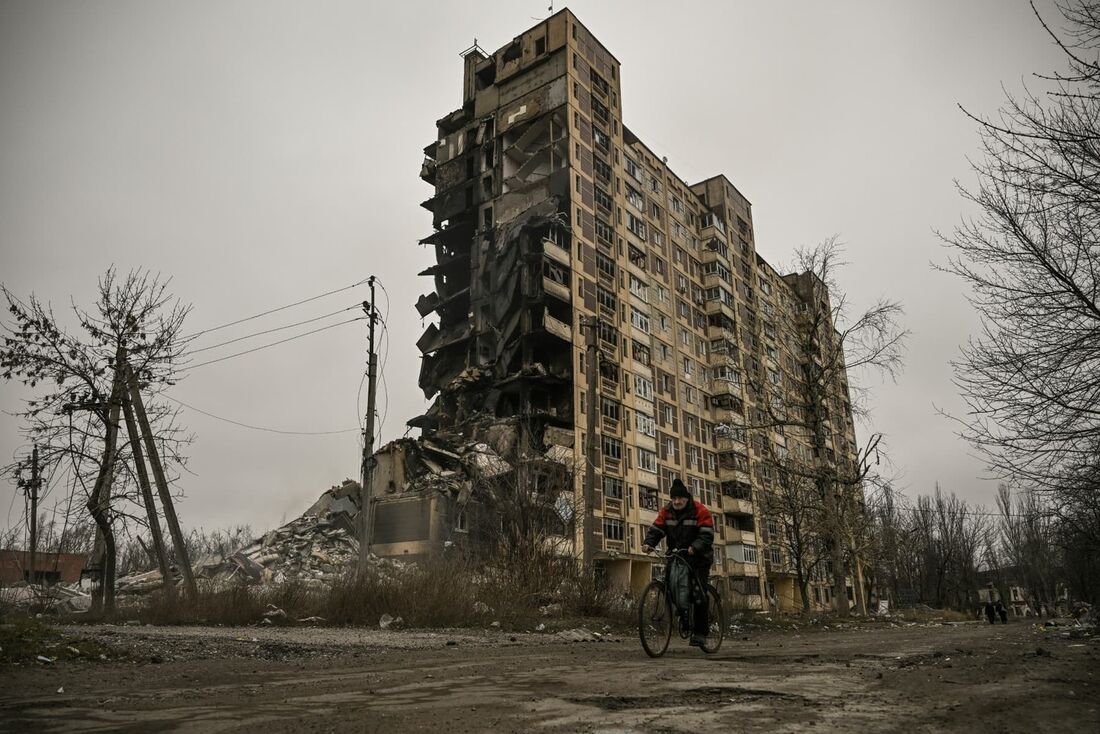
{"left": 129, "top": 557, "right": 635, "bottom": 629}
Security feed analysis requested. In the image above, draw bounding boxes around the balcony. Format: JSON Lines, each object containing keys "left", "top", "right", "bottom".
{"left": 722, "top": 560, "right": 760, "bottom": 577}
{"left": 721, "top": 495, "right": 754, "bottom": 516}
{"left": 543, "top": 277, "right": 571, "bottom": 303}
{"left": 722, "top": 528, "right": 757, "bottom": 545}
{"left": 543, "top": 238, "right": 571, "bottom": 268}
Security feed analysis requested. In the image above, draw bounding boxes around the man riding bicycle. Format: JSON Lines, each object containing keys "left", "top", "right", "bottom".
{"left": 641, "top": 478, "right": 715, "bottom": 647}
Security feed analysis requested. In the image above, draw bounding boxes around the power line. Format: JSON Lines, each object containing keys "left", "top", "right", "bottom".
{"left": 184, "top": 305, "right": 359, "bottom": 356}
{"left": 162, "top": 395, "right": 358, "bottom": 436}
{"left": 185, "top": 316, "right": 365, "bottom": 370}
{"left": 181, "top": 276, "right": 372, "bottom": 343}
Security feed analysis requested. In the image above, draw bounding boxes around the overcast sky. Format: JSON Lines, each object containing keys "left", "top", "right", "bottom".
{"left": 0, "top": 1, "right": 1068, "bottom": 541}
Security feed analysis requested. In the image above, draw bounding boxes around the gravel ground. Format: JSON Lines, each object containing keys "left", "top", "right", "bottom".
{"left": 1, "top": 618, "right": 1096, "bottom": 733}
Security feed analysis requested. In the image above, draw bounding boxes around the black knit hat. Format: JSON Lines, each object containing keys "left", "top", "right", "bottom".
{"left": 669, "top": 478, "right": 690, "bottom": 499}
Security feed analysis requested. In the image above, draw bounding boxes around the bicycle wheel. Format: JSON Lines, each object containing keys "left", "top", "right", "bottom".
{"left": 638, "top": 580, "right": 673, "bottom": 658}
{"left": 701, "top": 585, "right": 724, "bottom": 654}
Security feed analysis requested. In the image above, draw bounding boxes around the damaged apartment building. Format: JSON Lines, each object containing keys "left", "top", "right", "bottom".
{"left": 391, "top": 9, "right": 861, "bottom": 611}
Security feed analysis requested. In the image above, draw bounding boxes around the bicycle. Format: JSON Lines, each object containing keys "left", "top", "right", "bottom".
{"left": 638, "top": 548, "right": 724, "bottom": 657}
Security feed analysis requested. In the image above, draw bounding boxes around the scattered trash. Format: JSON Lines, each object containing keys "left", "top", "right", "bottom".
{"left": 36, "top": 656, "right": 54, "bottom": 664}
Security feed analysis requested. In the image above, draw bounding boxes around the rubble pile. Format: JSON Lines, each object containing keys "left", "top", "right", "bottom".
{"left": 0, "top": 582, "right": 91, "bottom": 614}
{"left": 197, "top": 511, "right": 360, "bottom": 587}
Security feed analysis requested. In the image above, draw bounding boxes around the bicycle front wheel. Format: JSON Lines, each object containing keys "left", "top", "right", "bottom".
{"left": 638, "top": 581, "right": 672, "bottom": 658}
{"left": 701, "top": 585, "right": 724, "bottom": 654}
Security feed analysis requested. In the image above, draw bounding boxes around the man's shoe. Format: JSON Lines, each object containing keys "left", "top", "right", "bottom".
{"left": 689, "top": 634, "right": 706, "bottom": 647}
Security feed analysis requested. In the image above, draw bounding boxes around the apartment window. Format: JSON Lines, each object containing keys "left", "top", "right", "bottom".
{"left": 602, "top": 476, "right": 624, "bottom": 499}
{"left": 595, "top": 216, "right": 613, "bottom": 244}
{"left": 596, "top": 252, "right": 616, "bottom": 278}
{"left": 652, "top": 256, "right": 667, "bottom": 275}
{"left": 594, "top": 156, "right": 612, "bottom": 182}
{"left": 652, "top": 230, "right": 664, "bottom": 246}
{"left": 630, "top": 307, "right": 651, "bottom": 334}
{"left": 603, "top": 517, "right": 624, "bottom": 541}
{"left": 595, "top": 185, "right": 613, "bottom": 212}
{"left": 593, "top": 127, "right": 610, "bottom": 153}
{"left": 597, "top": 285, "right": 617, "bottom": 312}
{"left": 637, "top": 448, "right": 658, "bottom": 473}
{"left": 744, "top": 544, "right": 758, "bottom": 563}
{"left": 628, "top": 273, "right": 648, "bottom": 301}
{"left": 634, "top": 373, "right": 654, "bottom": 400}
{"left": 682, "top": 357, "right": 693, "bottom": 376}
{"left": 769, "top": 546, "right": 782, "bottom": 565}
{"left": 631, "top": 339, "right": 651, "bottom": 366}
{"left": 591, "top": 96, "right": 610, "bottom": 123}
{"left": 600, "top": 397, "right": 620, "bottom": 422}
{"left": 627, "top": 213, "right": 647, "bottom": 240}
{"left": 603, "top": 436, "right": 623, "bottom": 460}
{"left": 624, "top": 156, "right": 641, "bottom": 180}
{"left": 635, "top": 411, "right": 656, "bottom": 437}
{"left": 672, "top": 196, "right": 684, "bottom": 213}
{"left": 640, "top": 484, "right": 659, "bottom": 510}
{"left": 626, "top": 185, "right": 645, "bottom": 210}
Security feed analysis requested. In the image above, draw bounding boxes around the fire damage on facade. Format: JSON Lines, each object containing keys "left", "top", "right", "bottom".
{"left": 364, "top": 9, "right": 862, "bottom": 611}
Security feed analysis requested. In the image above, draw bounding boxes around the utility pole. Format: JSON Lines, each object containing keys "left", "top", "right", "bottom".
{"left": 359, "top": 276, "right": 379, "bottom": 567}
{"left": 119, "top": 352, "right": 173, "bottom": 597}
{"left": 17, "top": 446, "right": 41, "bottom": 584}
{"left": 124, "top": 361, "right": 197, "bottom": 601}
{"left": 580, "top": 315, "right": 600, "bottom": 568}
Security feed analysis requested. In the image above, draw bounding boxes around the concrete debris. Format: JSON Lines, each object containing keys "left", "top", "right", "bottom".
{"left": 262, "top": 605, "right": 288, "bottom": 624}
{"left": 379, "top": 614, "right": 405, "bottom": 630}
{"left": 555, "top": 628, "right": 597, "bottom": 642}
{"left": 0, "top": 581, "right": 91, "bottom": 614}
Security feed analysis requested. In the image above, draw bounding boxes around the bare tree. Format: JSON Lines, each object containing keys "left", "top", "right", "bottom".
{"left": 759, "top": 466, "right": 826, "bottom": 612}
{"left": 748, "top": 237, "right": 908, "bottom": 615}
{"left": 940, "top": 1, "right": 1100, "bottom": 497}
{"left": 1, "top": 268, "right": 190, "bottom": 612}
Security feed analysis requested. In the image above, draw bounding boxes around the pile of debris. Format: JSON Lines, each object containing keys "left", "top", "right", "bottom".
{"left": 196, "top": 508, "right": 360, "bottom": 587}
{"left": 0, "top": 582, "right": 91, "bottom": 614}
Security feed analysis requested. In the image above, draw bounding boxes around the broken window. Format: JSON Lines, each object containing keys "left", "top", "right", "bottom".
{"left": 602, "top": 517, "right": 624, "bottom": 541}
{"left": 602, "top": 476, "right": 624, "bottom": 499}
{"left": 631, "top": 339, "right": 651, "bottom": 365}
{"left": 602, "top": 436, "right": 623, "bottom": 460}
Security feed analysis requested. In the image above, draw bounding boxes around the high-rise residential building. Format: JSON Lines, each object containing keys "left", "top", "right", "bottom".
{"left": 412, "top": 10, "right": 861, "bottom": 611}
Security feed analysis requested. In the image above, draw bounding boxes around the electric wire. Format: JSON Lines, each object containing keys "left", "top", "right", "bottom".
{"left": 183, "top": 305, "right": 359, "bottom": 356}
{"left": 185, "top": 316, "right": 365, "bottom": 370}
{"left": 181, "top": 276, "right": 372, "bottom": 343}
{"left": 162, "top": 395, "right": 358, "bottom": 436}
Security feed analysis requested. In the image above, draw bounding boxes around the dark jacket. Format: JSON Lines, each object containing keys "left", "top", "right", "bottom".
{"left": 644, "top": 499, "right": 715, "bottom": 561}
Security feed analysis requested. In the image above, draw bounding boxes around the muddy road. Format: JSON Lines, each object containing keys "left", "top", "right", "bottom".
{"left": 2, "top": 620, "right": 1095, "bottom": 733}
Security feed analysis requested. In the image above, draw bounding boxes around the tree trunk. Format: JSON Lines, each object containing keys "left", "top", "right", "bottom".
{"left": 88, "top": 361, "right": 124, "bottom": 615}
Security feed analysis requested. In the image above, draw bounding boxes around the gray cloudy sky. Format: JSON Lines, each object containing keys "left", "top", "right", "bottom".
{"left": 0, "top": 1, "right": 1067, "bottom": 538}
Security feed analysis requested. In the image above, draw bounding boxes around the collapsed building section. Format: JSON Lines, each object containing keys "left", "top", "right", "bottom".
{"left": 413, "top": 22, "right": 575, "bottom": 451}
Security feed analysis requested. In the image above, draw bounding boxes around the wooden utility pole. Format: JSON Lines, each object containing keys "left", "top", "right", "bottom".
{"left": 18, "top": 446, "right": 41, "bottom": 584}
{"left": 124, "top": 362, "right": 197, "bottom": 601}
{"left": 580, "top": 315, "right": 599, "bottom": 568}
{"left": 88, "top": 355, "right": 125, "bottom": 614}
{"left": 119, "top": 359, "right": 173, "bottom": 596}
{"left": 359, "top": 276, "right": 379, "bottom": 567}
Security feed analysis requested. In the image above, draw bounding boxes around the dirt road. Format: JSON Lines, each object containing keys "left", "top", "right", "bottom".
{"left": 1, "top": 619, "right": 1095, "bottom": 733}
